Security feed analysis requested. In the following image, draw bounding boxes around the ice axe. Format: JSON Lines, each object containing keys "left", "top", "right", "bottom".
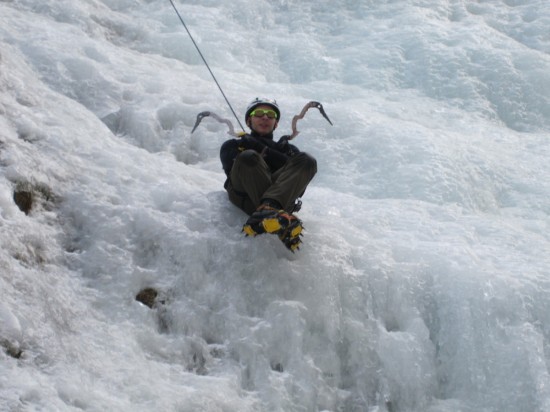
{"left": 288, "top": 101, "right": 333, "bottom": 140}
{"left": 191, "top": 101, "right": 332, "bottom": 139}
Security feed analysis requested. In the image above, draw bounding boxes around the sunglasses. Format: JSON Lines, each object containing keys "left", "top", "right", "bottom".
{"left": 250, "top": 109, "right": 278, "bottom": 119}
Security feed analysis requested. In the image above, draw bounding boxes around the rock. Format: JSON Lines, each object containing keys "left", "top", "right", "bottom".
{"left": 135, "top": 287, "right": 159, "bottom": 309}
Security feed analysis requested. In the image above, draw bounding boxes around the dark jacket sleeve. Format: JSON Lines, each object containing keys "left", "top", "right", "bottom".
{"left": 220, "top": 138, "right": 241, "bottom": 177}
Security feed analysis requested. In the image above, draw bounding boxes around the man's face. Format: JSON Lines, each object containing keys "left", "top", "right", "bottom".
{"left": 248, "top": 105, "right": 278, "bottom": 136}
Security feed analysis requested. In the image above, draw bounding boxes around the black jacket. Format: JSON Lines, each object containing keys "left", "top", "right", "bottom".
{"left": 219, "top": 131, "right": 300, "bottom": 178}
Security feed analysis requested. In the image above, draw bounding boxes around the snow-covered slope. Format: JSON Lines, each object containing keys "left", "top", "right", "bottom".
{"left": 1, "top": 1, "right": 549, "bottom": 411}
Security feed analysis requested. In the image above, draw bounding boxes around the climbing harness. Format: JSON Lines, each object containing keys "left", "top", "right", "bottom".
{"left": 191, "top": 101, "right": 333, "bottom": 139}
{"left": 168, "top": 0, "right": 244, "bottom": 131}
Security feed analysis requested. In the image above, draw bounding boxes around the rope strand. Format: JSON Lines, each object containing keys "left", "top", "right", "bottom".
{"left": 168, "top": 0, "right": 245, "bottom": 131}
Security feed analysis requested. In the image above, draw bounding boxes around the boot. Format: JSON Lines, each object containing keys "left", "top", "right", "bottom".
{"left": 242, "top": 204, "right": 302, "bottom": 238}
{"left": 278, "top": 224, "right": 303, "bottom": 252}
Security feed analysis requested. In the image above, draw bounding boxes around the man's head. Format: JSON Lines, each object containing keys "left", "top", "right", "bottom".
{"left": 245, "top": 98, "right": 280, "bottom": 136}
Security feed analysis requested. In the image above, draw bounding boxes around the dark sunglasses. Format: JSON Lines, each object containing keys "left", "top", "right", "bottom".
{"left": 250, "top": 109, "right": 278, "bottom": 119}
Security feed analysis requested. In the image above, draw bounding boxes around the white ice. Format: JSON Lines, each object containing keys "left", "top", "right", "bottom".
{"left": 1, "top": 1, "right": 549, "bottom": 411}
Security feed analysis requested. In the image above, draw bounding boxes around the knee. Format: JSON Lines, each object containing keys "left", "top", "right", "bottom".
{"left": 236, "top": 149, "right": 262, "bottom": 167}
{"left": 296, "top": 152, "right": 317, "bottom": 174}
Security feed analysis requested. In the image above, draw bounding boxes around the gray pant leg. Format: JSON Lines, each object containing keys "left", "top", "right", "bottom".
{"left": 229, "top": 150, "right": 317, "bottom": 214}
{"left": 263, "top": 152, "right": 317, "bottom": 212}
{"left": 229, "top": 150, "right": 272, "bottom": 214}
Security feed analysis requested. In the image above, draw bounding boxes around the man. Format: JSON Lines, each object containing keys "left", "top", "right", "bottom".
{"left": 219, "top": 98, "right": 317, "bottom": 251}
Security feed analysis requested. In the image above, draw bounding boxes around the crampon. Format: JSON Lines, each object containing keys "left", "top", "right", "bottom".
{"left": 242, "top": 206, "right": 303, "bottom": 252}
{"left": 278, "top": 224, "right": 303, "bottom": 252}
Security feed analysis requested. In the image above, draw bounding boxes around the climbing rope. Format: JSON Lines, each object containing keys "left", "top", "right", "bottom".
{"left": 168, "top": 0, "right": 245, "bottom": 132}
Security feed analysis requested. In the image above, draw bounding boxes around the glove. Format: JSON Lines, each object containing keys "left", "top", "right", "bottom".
{"left": 277, "top": 135, "right": 291, "bottom": 148}
{"left": 240, "top": 136, "right": 266, "bottom": 153}
{"left": 276, "top": 135, "right": 298, "bottom": 156}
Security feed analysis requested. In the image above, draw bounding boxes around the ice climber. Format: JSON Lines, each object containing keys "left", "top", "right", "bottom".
{"left": 219, "top": 98, "right": 318, "bottom": 251}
